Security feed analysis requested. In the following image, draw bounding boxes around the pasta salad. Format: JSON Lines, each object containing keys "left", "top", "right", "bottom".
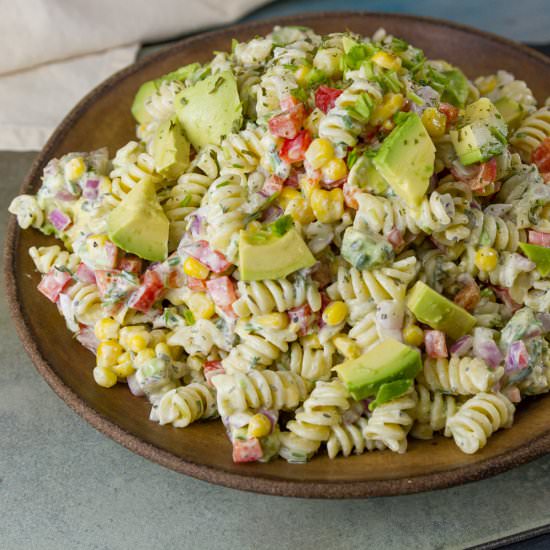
{"left": 9, "top": 26, "right": 550, "bottom": 463}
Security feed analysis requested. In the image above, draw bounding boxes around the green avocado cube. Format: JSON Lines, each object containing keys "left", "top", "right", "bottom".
{"left": 519, "top": 243, "right": 550, "bottom": 276}
{"left": 238, "top": 228, "right": 316, "bottom": 281}
{"left": 334, "top": 339, "right": 422, "bottom": 401}
{"left": 341, "top": 227, "right": 394, "bottom": 271}
{"left": 369, "top": 378, "right": 414, "bottom": 410}
{"left": 494, "top": 97, "right": 524, "bottom": 129}
{"left": 107, "top": 178, "right": 169, "bottom": 262}
{"left": 450, "top": 98, "right": 508, "bottom": 165}
{"left": 152, "top": 118, "right": 190, "bottom": 179}
{"left": 406, "top": 281, "right": 476, "bottom": 340}
{"left": 175, "top": 70, "right": 242, "bottom": 149}
{"left": 373, "top": 112, "right": 435, "bottom": 207}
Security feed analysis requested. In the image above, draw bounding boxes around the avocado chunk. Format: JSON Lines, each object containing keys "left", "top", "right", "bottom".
{"left": 407, "top": 281, "right": 476, "bottom": 340}
{"left": 348, "top": 154, "right": 388, "bottom": 194}
{"left": 440, "top": 68, "right": 470, "bottom": 108}
{"left": 175, "top": 70, "right": 242, "bottom": 149}
{"left": 519, "top": 243, "right": 550, "bottom": 276}
{"left": 450, "top": 97, "right": 508, "bottom": 165}
{"left": 107, "top": 178, "right": 169, "bottom": 262}
{"left": 369, "top": 378, "right": 413, "bottom": 410}
{"left": 494, "top": 97, "right": 524, "bottom": 129}
{"left": 131, "top": 81, "right": 158, "bottom": 125}
{"left": 131, "top": 62, "right": 201, "bottom": 125}
{"left": 373, "top": 112, "right": 435, "bottom": 207}
{"left": 341, "top": 227, "right": 394, "bottom": 271}
{"left": 152, "top": 118, "right": 190, "bottom": 179}
{"left": 239, "top": 228, "right": 316, "bottom": 281}
{"left": 334, "top": 339, "right": 421, "bottom": 401}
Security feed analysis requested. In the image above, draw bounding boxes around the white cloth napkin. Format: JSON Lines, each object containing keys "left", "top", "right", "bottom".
{"left": 0, "top": 0, "right": 269, "bottom": 151}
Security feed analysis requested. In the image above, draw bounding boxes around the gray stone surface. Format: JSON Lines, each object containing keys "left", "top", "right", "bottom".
{"left": 3, "top": 152, "right": 550, "bottom": 550}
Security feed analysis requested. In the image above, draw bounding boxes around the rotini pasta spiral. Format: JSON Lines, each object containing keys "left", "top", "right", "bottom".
{"left": 411, "top": 384, "right": 461, "bottom": 439}
{"left": 446, "top": 392, "right": 515, "bottom": 454}
{"left": 29, "top": 245, "right": 80, "bottom": 274}
{"left": 61, "top": 281, "right": 103, "bottom": 327}
{"left": 232, "top": 277, "right": 321, "bottom": 317}
{"left": 510, "top": 105, "right": 550, "bottom": 162}
{"left": 420, "top": 356, "right": 503, "bottom": 396}
{"left": 465, "top": 208, "right": 526, "bottom": 252}
{"left": 279, "top": 379, "right": 351, "bottom": 462}
{"left": 153, "top": 383, "right": 216, "bottom": 428}
{"left": 212, "top": 370, "right": 312, "bottom": 417}
{"left": 280, "top": 337, "right": 334, "bottom": 382}
{"left": 362, "top": 389, "right": 417, "bottom": 453}
{"left": 8, "top": 195, "right": 44, "bottom": 230}
{"left": 327, "top": 418, "right": 387, "bottom": 458}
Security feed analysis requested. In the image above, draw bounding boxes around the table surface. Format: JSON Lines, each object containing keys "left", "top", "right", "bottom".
{"left": 2, "top": 2, "right": 550, "bottom": 549}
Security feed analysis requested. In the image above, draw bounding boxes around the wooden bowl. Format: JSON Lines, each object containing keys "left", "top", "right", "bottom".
{"left": 5, "top": 12, "right": 550, "bottom": 498}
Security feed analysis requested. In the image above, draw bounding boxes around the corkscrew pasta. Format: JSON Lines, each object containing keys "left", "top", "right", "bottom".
{"left": 8, "top": 25, "right": 550, "bottom": 465}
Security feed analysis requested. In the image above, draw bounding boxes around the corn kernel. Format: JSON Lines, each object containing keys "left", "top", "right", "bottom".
{"left": 403, "top": 324, "right": 424, "bottom": 347}
{"left": 183, "top": 256, "right": 209, "bottom": 280}
{"left": 256, "top": 312, "right": 289, "bottom": 330}
{"left": 133, "top": 348, "right": 156, "bottom": 368}
{"left": 247, "top": 413, "right": 272, "bottom": 438}
{"left": 149, "top": 329, "right": 167, "bottom": 347}
{"left": 478, "top": 75, "right": 497, "bottom": 95}
{"left": 310, "top": 188, "right": 344, "bottom": 224}
{"left": 93, "top": 366, "right": 118, "bottom": 388}
{"left": 119, "top": 326, "right": 147, "bottom": 350}
{"left": 94, "top": 318, "right": 120, "bottom": 341}
{"left": 186, "top": 292, "right": 215, "bottom": 320}
{"left": 97, "top": 340, "right": 123, "bottom": 368}
{"left": 285, "top": 196, "right": 315, "bottom": 224}
{"left": 372, "top": 51, "right": 402, "bottom": 71}
{"left": 370, "top": 93, "right": 405, "bottom": 125}
{"left": 332, "top": 334, "right": 360, "bottom": 359}
{"left": 321, "top": 157, "right": 348, "bottom": 183}
{"left": 303, "top": 334, "right": 321, "bottom": 348}
{"left": 305, "top": 138, "right": 335, "bottom": 169}
{"left": 475, "top": 247, "right": 499, "bottom": 272}
{"left": 421, "top": 107, "right": 447, "bottom": 138}
{"left": 278, "top": 187, "right": 302, "bottom": 209}
{"left": 299, "top": 176, "right": 320, "bottom": 200}
{"left": 65, "top": 156, "right": 86, "bottom": 181}
{"left": 128, "top": 334, "right": 149, "bottom": 353}
{"left": 187, "top": 355, "right": 204, "bottom": 372}
{"left": 295, "top": 65, "right": 311, "bottom": 86}
{"left": 112, "top": 352, "right": 135, "bottom": 378}
{"left": 322, "top": 301, "right": 349, "bottom": 326}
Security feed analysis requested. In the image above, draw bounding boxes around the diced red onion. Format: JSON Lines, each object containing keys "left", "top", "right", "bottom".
{"left": 76, "top": 326, "right": 99, "bottom": 354}
{"left": 375, "top": 300, "right": 404, "bottom": 341}
{"left": 83, "top": 179, "right": 99, "bottom": 200}
{"left": 127, "top": 374, "right": 145, "bottom": 396}
{"left": 451, "top": 160, "right": 482, "bottom": 182}
{"left": 409, "top": 85, "right": 439, "bottom": 115}
{"left": 474, "top": 340, "right": 503, "bottom": 368}
{"left": 48, "top": 208, "right": 71, "bottom": 231}
{"left": 503, "top": 385, "right": 522, "bottom": 403}
{"left": 450, "top": 335, "right": 473, "bottom": 357}
{"left": 505, "top": 340, "right": 529, "bottom": 374}
{"left": 55, "top": 190, "right": 77, "bottom": 201}
{"left": 260, "top": 205, "right": 283, "bottom": 223}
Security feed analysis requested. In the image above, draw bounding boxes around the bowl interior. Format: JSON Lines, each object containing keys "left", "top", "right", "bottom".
{"left": 6, "top": 12, "right": 550, "bottom": 498}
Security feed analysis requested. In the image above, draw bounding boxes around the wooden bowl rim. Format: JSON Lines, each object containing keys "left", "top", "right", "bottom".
{"left": 5, "top": 11, "right": 550, "bottom": 498}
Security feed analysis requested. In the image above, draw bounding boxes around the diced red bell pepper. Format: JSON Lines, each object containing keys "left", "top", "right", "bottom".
{"left": 75, "top": 262, "right": 96, "bottom": 284}
{"left": 280, "top": 95, "right": 300, "bottom": 111}
{"left": 528, "top": 230, "right": 550, "bottom": 248}
{"left": 439, "top": 102, "right": 459, "bottom": 125}
{"left": 260, "top": 175, "right": 284, "bottom": 197}
{"left": 284, "top": 169, "right": 302, "bottom": 189}
{"left": 280, "top": 130, "right": 312, "bottom": 164}
{"left": 288, "top": 303, "right": 318, "bottom": 336}
{"left": 181, "top": 241, "right": 231, "bottom": 274}
{"left": 187, "top": 276, "right": 208, "bottom": 292}
{"left": 453, "top": 280, "right": 481, "bottom": 311}
{"left": 232, "top": 437, "right": 263, "bottom": 463}
{"left": 424, "top": 330, "right": 448, "bottom": 358}
{"left": 315, "top": 85, "right": 343, "bottom": 113}
{"left": 532, "top": 137, "right": 550, "bottom": 174}
{"left": 37, "top": 268, "right": 72, "bottom": 303}
{"left": 128, "top": 269, "right": 164, "bottom": 312}
{"left": 204, "top": 360, "right": 225, "bottom": 387}
{"left": 206, "top": 276, "right": 237, "bottom": 309}
{"left": 118, "top": 255, "right": 143, "bottom": 274}
{"left": 268, "top": 101, "right": 305, "bottom": 139}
